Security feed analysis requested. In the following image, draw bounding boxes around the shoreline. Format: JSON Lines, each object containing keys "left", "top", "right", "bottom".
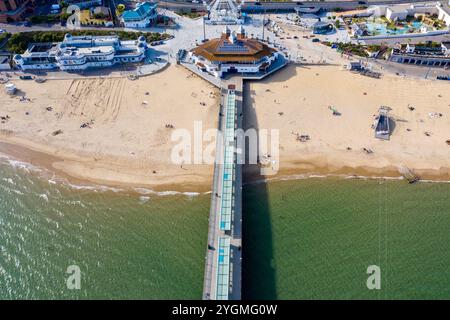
{"left": 272, "top": 162, "right": 450, "bottom": 183}
{"left": 244, "top": 64, "right": 450, "bottom": 189}
{"left": 0, "top": 139, "right": 213, "bottom": 194}
{"left": 244, "top": 168, "right": 450, "bottom": 187}
{"left": 1, "top": 138, "right": 449, "bottom": 197}
{"left": 1, "top": 63, "right": 449, "bottom": 193}
{"left": 0, "top": 65, "right": 219, "bottom": 194}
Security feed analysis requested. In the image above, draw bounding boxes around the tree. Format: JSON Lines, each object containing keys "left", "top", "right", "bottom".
{"left": 6, "top": 30, "right": 168, "bottom": 54}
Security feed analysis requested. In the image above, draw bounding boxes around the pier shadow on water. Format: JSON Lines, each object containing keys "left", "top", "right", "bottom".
{"left": 241, "top": 81, "right": 277, "bottom": 299}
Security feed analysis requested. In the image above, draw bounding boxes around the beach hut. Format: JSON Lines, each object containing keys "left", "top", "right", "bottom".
{"left": 348, "top": 61, "right": 362, "bottom": 71}
{"left": 5, "top": 83, "right": 16, "bottom": 95}
{"left": 375, "top": 106, "right": 391, "bottom": 140}
{"left": 0, "top": 55, "right": 11, "bottom": 71}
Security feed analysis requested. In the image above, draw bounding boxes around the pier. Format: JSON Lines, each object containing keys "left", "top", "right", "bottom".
{"left": 179, "top": 31, "right": 287, "bottom": 300}
{"left": 203, "top": 78, "right": 243, "bottom": 300}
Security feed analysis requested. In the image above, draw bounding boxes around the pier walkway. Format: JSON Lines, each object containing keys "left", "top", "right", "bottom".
{"left": 202, "top": 77, "right": 243, "bottom": 300}
{"left": 180, "top": 54, "right": 287, "bottom": 300}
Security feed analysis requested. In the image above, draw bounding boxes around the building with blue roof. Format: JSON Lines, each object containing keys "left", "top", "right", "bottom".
{"left": 121, "top": 1, "right": 157, "bottom": 28}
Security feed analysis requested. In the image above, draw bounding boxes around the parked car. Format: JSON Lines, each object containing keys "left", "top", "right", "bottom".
{"left": 0, "top": 29, "right": 5, "bottom": 34}
{"left": 151, "top": 41, "right": 164, "bottom": 46}
{"left": 20, "top": 75, "right": 33, "bottom": 80}
{"left": 312, "top": 38, "right": 320, "bottom": 43}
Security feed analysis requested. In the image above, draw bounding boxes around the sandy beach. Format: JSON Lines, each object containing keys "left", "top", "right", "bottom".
{"left": 245, "top": 64, "right": 450, "bottom": 182}
{"left": 0, "top": 65, "right": 219, "bottom": 191}
{"left": 1, "top": 61, "right": 449, "bottom": 191}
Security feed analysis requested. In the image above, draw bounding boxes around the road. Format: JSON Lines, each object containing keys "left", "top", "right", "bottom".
{"left": 158, "top": 0, "right": 443, "bottom": 12}
{"left": 0, "top": 0, "right": 444, "bottom": 34}
{"left": 242, "top": 0, "right": 443, "bottom": 12}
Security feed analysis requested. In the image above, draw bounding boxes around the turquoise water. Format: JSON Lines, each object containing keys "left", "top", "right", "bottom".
{"left": 0, "top": 157, "right": 209, "bottom": 299}
{"left": 366, "top": 21, "right": 423, "bottom": 35}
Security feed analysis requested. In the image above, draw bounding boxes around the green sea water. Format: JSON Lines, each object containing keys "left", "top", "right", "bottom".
{"left": 0, "top": 158, "right": 209, "bottom": 299}
{"left": 243, "top": 177, "right": 450, "bottom": 299}
{"left": 1, "top": 156, "right": 449, "bottom": 299}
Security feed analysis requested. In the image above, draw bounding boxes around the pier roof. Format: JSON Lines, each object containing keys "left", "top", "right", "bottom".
{"left": 191, "top": 31, "right": 275, "bottom": 63}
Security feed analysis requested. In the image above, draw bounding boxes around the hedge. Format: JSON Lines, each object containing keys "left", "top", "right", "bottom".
{"left": 7, "top": 30, "right": 170, "bottom": 54}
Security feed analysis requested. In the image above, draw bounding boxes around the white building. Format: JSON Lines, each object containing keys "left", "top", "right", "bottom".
{"left": 368, "top": 2, "right": 450, "bottom": 26}
{"left": 437, "top": 3, "right": 450, "bottom": 26}
{"left": 204, "top": 0, "right": 244, "bottom": 25}
{"left": 351, "top": 23, "right": 368, "bottom": 37}
{"left": 14, "top": 34, "right": 148, "bottom": 71}
{"left": 386, "top": 6, "right": 409, "bottom": 21}
{"left": 389, "top": 41, "right": 450, "bottom": 68}
{"left": 188, "top": 26, "right": 280, "bottom": 78}
{"left": 121, "top": 2, "right": 158, "bottom": 28}
{"left": 0, "top": 55, "right": 11, "bottom": 70}
{"left": 442, "top": 41, "right": 450, "bottom": 55}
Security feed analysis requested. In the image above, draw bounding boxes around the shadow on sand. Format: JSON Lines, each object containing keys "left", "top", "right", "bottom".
{"left": 242, "top": 80, "right": 277, "bottom": 299}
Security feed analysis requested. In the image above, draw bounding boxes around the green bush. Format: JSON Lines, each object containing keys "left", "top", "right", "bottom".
{"left": 30, "top": 15, "right": 62, "bottom": 24}
{"left": 333, "top": 42, "right": 370, "bottom": 58}
{"left": 6, "top": 30, "right": 170, "bottom": 54}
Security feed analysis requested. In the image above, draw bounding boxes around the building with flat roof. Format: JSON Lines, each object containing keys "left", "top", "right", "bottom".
{"left": 0, "top": 0, "right": 34, "bottom": 23}
{"left": 350, "top": 23, "right": 369, "bottom": 37}
{"left": 188, "top": 26, "right": 280, "bottom": 78}
{"left": 368, "top": 2, "right": 450, "bottom": 26}
{"left": 312, "top": 20, "right": 334, "bottom": 35}
{"left": 389, "top": 41, "right": 450, "bottom": 68}
{"left": 14, "top": 33, "right": 149, "bottom": 71}
{"left": 386, "top": 5, "right": 409, "bottom": 21}
{"left": 121, "top": 1, "right": 157, "bottom": 28}
{"left": 0, "top": 54, "right": 11, "bottom": 70}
